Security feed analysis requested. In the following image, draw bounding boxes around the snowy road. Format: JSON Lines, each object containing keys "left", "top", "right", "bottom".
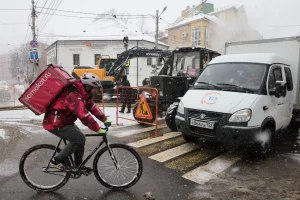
{"left": 1, "top": 109, "right": 300, "bottom": 199}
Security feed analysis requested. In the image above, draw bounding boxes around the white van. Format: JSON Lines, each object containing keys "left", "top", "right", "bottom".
{"left": 175, "top": 37, "right": 300, "bottom": 157}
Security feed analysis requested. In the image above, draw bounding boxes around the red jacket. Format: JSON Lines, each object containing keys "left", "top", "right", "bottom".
{"left": 43, "top": 80, "right": 107, "bottom": 132}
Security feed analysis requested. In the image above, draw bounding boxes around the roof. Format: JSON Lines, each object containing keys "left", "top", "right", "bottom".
{"left": 209, "top": 53, "right": 290, "bottom": 65}
{"left": 166, "top": 4, "right": 240, "bottom": 30}
{"left": 210, "top": 5, "right": 240, "bottom": 15}
{"left": 45, "top": 35, "right": 168, "bottom": 51}
{"left": 174, "top": 46, "right": 221, "bottom": 55}
{"left": 166, "top": 14, "right": 222, "bottom": 30}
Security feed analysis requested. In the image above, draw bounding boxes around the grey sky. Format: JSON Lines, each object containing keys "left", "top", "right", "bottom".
{"left": 1, "top": 0, "right": 300, "bottom": 54}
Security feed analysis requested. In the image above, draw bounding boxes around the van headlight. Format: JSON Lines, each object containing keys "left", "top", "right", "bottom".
{"left": 229, "top": 109, "right": 252, "bottom": 122}
{"left": 177, "top": 101, "right": 184, "bottom": 115}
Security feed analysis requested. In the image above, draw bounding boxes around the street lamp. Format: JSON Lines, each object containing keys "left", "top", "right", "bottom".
{"left": 7, "top": 43, "right": 18, "bottom": 50}
{"left": 159, "top": 6, "right": 168, "bottom": 18}
{"left": 155, "top": 6, "right": 167, "bottom": 49}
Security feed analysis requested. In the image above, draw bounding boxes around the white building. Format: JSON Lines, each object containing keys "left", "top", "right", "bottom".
{"left": 45, "top": 17, "right": 168, "bottom": 86}
{"left": 0, "top": 54, "right": 11, "bottom": 81}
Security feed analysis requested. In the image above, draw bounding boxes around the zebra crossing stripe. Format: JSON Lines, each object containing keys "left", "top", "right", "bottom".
{"left": 149, "top": 143, "right": 198, "bottom": 162}
{"left": 113, "top": 124, "right": 167, "bottom": 138}
{"left": 182, "top": 153, "right": 240, "bottom": 184}
{"left": 127, "top": 132, "right": 181, "bottom": 148}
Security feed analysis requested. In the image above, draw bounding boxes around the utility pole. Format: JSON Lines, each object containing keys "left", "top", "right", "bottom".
{"left": 31, "top": 0, "right": 36, "bottom": 42}
{"left": 155, "top": 10, "right": 159, "bottom": 49}
{"left": 29, "top": 0, "right": 38, "bottom": 83}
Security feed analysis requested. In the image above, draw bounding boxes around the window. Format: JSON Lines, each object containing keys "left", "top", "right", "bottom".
{"left": 205, "top": 27, "right": 210, "bottom": 46}
{"left": 73, "top": 54, "right": 80, "bottom": 66}
{"left": 147, "top": 58, "right": 152, "bottom": 66}
{"left": 173, "top": 36, "right": 176, "bottom": 46}
{"left": 284, "top": 67, "right": 293, "bottom": 91}
{"left": 182, "top": 35, "right": 186, "bottom": 46}
{"left": 94, "top": 54, "right": 101, "bottom": 65}
{"left": 192, "top": 28, "right": 201, "bottom": 46}
{"left": 268, "top": 66, "right": 283, "bottom": 90}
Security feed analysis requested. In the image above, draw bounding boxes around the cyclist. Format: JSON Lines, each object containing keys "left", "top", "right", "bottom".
{"left": 43, "top": 72, "right": 112, "bottom": 170}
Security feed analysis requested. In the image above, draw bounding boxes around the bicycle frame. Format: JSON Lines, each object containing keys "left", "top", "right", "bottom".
{"left": 47, "top": 132, "right": 119, "bottom": 172}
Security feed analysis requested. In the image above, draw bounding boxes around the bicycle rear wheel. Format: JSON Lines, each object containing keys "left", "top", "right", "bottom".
{"left": 19, "top": 144, "right": 71, "bottom": 192}
{"left": 93, "top": 143, "right": 143, "bottom": 189}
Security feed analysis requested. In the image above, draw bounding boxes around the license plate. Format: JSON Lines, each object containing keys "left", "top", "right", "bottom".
{"left": 190, "top": 119, "right": 214, "bottom": 129}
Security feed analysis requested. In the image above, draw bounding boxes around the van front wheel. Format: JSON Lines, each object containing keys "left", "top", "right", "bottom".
{"left": 182, "top": 132, "right": 195, "bottom": 142}
{"left": 251, "top": 127, "right": 273, "bottom": 159}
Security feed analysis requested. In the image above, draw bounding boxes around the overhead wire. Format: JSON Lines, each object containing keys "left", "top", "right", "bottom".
{"left": 37, "top": 0, "right": 49, "bottom": 17}
{"left": 0, "top": 8, "right": 31, "bottom": 10}
{"left": 38, "top": 0, "right": 56, "bottom": 29}
{"left": 36, "top": 11, "right": 153, "bottom": 19}
{"left": 36, "top": 7, "right": 152, "bottom": 17}
{"left": 0, "top": 23, "right": 28, "bottom": 25}
{"left": 40, "top": 0, "right": 63, "bottom": 32}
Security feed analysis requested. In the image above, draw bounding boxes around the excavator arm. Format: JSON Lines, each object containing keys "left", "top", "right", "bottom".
{"left": 107, "top": 47, "right": 173, "bottom": 81}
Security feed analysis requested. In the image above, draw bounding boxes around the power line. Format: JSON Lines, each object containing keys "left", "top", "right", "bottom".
{"left": 38, "top": 0, "right": 56, "bottom": 29}
{"left": 37, "top": 11, "right": 153, "bottom": 19}
{"left": 0, "top": 23, "right": 28, "bottom": 25}
{"left": 0, "top": 8, "right": 30, "bottom": 10}
{"left": 37, "top": 0, "right": 49, "bottom": 17}
{"left": 40, "top": 0, "right": 63, "bottom": 31}
{"left": 35, "top": 0, "right": 40, "bottom": 6}
{"left": 36, "top": 6, "right": 153, "bottom": 17}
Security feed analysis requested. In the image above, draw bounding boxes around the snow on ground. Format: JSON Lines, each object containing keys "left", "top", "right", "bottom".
{"left": 0, "top": 84, "right": 26, "bottom": 108}
{"left": 0, "top": 129, "right": 9, "bottom": 140}
{"left": 0, "top": 107, "right": 138, "bottom": 128}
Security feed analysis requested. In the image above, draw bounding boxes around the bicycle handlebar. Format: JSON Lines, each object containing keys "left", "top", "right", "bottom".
{"left": 86, "top": 125, "right": 110, "bottom": 137}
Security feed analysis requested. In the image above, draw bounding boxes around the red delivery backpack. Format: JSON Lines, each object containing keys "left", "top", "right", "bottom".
{"left": 19, "top": 64, "right": 75, "bottom": 115}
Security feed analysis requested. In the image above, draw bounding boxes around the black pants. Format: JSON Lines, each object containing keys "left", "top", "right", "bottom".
{"left": 49, "top": 124, "right": 85, "bottom": 166}
{"left": 121, "top": 99, "right": 131, "bottom": 112}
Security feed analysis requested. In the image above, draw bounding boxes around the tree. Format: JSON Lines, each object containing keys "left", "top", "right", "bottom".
{"left": 137, "top": 16, "right": 146, "bottom": 32}
{"left": 9, "top": 42, "right": 49, "bottom": 84}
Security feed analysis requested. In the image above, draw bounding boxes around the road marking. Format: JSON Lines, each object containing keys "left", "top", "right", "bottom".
{"left": 114, "top": 124, "right": 167, "bottom": 138}
{"left": 182, "top": 153, "right": 240, "bottom": 184}
{"left": 149, "top": 143, "right": 198, "bottom": 162}
{"left": 127, "top": 132, "right": 181, "bottom": 148}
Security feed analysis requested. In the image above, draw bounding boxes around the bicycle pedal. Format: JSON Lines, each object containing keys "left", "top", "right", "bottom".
{"left": 82, "top": 171, "right": 92, "bottom": 176}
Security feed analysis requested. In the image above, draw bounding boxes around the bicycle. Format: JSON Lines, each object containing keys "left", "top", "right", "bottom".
{"left": 19, "top": 126, "right": 143, "bottom": 192}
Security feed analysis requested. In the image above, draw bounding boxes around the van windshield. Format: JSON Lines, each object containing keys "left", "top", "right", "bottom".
{"left": 195, "top": 63, "right": 267, "bottom": 91}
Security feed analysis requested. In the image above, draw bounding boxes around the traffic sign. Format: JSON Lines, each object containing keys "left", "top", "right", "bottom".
{"left": 30, "top": 50, "right": 39, "bottom": 60}
{"left": 135, "top": 93, "right": 153, "bottom": 119}
{"left": 30, "top": 40, "right": 38, "bottom": 48}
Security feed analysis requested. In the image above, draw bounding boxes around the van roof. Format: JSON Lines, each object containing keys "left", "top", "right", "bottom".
{"left": 210, "top": 53, "right": 290, "bottom": 65}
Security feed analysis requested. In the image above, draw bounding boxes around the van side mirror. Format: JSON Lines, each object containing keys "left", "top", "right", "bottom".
{"left": 269, "top": 81, "right": 286, "bottom": 98}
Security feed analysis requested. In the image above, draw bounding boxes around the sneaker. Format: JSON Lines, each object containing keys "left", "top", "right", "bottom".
{"left": 119, "top": 110, "right": 124, "bottom": 113}
{"left": 50, "top": 158, "right": 65, "bottom": 170}
{"left": 126, "top": 111, "right": 131, "bottom": 113}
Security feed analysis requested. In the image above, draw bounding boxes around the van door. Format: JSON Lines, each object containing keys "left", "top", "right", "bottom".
{"left": 283, "top": 66, "right": 293, "bottom": 127}
{"left": 267, "top": 65, "right": 286, "bottom": 130}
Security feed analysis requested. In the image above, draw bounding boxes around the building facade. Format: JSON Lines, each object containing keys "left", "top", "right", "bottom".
{"left": 165, "top": 3, "right": 262, "bottom": 53}
{"left": 46, "top": 38, "right": 168, "bottom": 86}
{"left": 0, "top": 54, "right": 11, "bottom": 81}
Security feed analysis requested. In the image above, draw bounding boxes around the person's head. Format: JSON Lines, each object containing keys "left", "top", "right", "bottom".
{"left": 121, "top": 75, "right": 127, "bottom": 82}
{"left": 80, "top": 73, "right": 102, "bottom": 93}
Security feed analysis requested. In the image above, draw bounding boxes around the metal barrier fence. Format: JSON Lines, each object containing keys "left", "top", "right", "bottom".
{"left": 0, "top": 85, "right": 26, "bottom": 108}
{"left": 116, "top": 86, "right": 161, "bottom": 137}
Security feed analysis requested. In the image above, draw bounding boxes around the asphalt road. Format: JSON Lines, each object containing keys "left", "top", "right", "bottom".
{"left": 1, "top": 120, "right": 300, "bottom": 200}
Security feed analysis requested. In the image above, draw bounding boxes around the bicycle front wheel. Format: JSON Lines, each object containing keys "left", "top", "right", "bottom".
{"left": 19, "top": 144, "right": 71, "bottom": 192}
{"left": 93, "top": 143, "right": 143, "bottom": 189}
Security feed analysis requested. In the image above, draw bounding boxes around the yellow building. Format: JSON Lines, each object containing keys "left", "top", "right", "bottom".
{"left": 165, "top": 3, "right": 262, "bottom": 53}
